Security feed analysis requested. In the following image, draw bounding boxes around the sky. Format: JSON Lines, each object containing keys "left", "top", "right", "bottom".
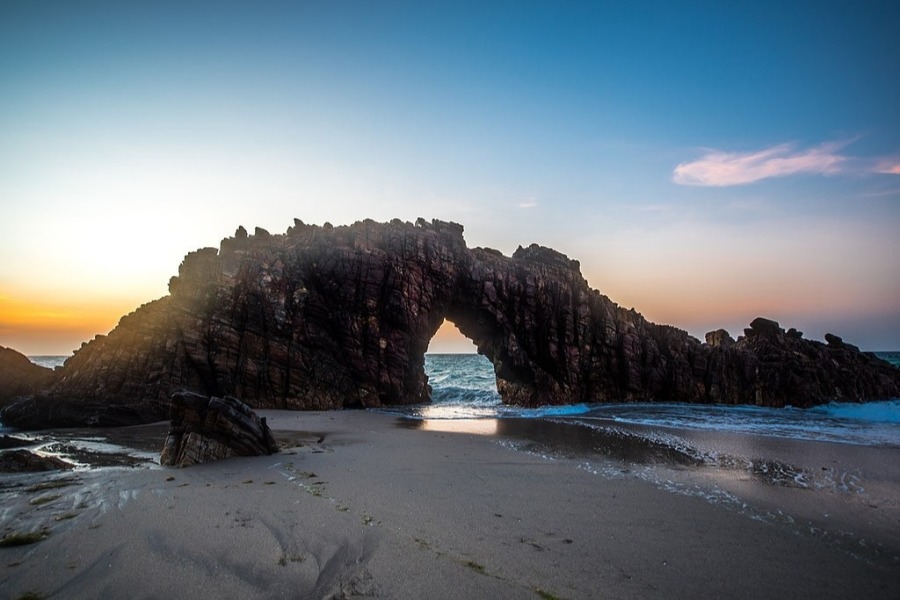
{"left": 1, "top": 0, "right": 899, "bottom": 355}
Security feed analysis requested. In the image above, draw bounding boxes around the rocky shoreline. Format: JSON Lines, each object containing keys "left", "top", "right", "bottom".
{"left": 2, "top": 218, "right": 898, "bottom": 429}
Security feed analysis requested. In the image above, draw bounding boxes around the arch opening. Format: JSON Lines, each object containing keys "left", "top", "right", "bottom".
{"left": 426, "top": 319, "right": 477, "bottom": 354}
{"left": 419, "top": 318, "right": 501, "bottom": 419}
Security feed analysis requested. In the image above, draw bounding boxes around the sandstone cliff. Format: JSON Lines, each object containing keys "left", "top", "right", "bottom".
{"left": 1, "top": 218, "right": 898, "bottom": 428}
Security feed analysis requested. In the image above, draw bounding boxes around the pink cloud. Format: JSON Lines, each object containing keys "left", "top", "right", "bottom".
{"left": 673, "top": 142, "right": 849, "bottom": 186}
{"left": 874, "top": 159, "right": 900, "bottom": 175}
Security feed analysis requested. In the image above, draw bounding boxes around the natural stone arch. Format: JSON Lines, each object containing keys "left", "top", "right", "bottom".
{"left": 441, "top": 245, "right": 588, "bottom": 407}
{"left": 2, "top": 218, "right": 898, "bottom": 429}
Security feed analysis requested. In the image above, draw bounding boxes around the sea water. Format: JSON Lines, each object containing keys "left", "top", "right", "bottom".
{"left": 402, "top": 353, "right": 900, "bottom": 448}
{"left": 27, "top": 355, "right": 68, "bottom": 369}
{"left": 12, "top": 353, "right": 900, "bottom": 447}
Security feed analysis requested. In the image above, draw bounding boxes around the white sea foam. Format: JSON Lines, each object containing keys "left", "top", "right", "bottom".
{"left": 409, "top": 353, "right": 900, "bottom": 448}
{"left": 27, "top": 355, "right": 68, "bottom": 369}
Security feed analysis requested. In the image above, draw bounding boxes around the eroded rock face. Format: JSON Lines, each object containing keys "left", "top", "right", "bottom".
{"left": 708, "top": 318, "right": 899, "bottom": 408}
{"left": 705, "top": 329, "right": 735, "bottom": 349}
{"left": 160, "top": 392, "right": 278, "bottom": 467}
{"left": 1, "top": 218, "right": 898, "bottom": 429}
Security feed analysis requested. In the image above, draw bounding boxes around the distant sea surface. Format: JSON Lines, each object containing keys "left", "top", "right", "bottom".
{"left": 28, "top": 355, "right": 68, "bottom": 369}
{"left": 23, "top": 352, "right": 900, "bottom": 447}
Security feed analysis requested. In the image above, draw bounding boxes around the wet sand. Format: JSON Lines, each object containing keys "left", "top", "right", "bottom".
{"left": 1, "top": 410, "right": 898, "bottom": 599}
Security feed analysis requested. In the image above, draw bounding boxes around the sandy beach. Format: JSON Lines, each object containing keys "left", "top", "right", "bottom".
{"left": 1, "top": 410, "right": 898, "bottom": 599}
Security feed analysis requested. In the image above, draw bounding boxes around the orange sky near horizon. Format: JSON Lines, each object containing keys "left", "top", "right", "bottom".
{"left": 0, "top": 294, "right": 141, "bottom": 356}
{"left": 0, "top": 294, "right": 476, "bottom": 356}
{"left": 2, "top": 213, "right": 899, "bottom": 356}
{"left": 4, "top": 253, "right": 897, "bottom": 358}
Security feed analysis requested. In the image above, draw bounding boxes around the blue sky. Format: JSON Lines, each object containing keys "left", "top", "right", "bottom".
{"left": 1, "top": 1, "right": 898, "bottom": 354}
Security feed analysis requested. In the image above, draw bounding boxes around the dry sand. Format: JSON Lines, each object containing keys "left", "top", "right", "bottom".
{"left": 1, "top": 410, "right": 898, "bottom": 599}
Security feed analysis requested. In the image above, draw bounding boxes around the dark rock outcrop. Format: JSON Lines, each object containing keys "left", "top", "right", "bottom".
{"left": 708, "top": 318, "right": 898, "bottom": 408}
{"left": 0, "top": 346, "right": 54, "bottom": 407}
{"left": 0, "top": 449, "right": 74, "bottom": 472}
{"left": 0, "top": 393, "right": 163, "bottom": 429}
{"left": 160, "top": 392, "right": 278, "bottom": 467}
{"left": 1, "top": 218, "right": 898, "bottom": 429}
{"left": 0, "top": 435, "right": 31, "bottom": 449}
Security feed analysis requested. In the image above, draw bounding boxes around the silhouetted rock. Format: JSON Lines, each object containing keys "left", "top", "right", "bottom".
{"left": 0, "top": 346, "right": 54, "bottom": 407}
{"left": 824, "top": 333, "right": 858, "bottom": 351}
{"left": 745, "top": 317, "right": 784, "bottom": 339}
{"left": 160, "top": 392, "right": 278, "bottom": 467}
{"left": 2, "top": 218, "right": 898, "bottom": 428}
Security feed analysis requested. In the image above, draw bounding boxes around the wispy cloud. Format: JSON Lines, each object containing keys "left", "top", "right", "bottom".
{"left": 874, "top": 158, "right": 900, "bottom": 175}
{"left": 518, "top": 201, "right": 538, "bottom": 208}
{"left": 673, "top": 142, "right": 849, "bottom": 186}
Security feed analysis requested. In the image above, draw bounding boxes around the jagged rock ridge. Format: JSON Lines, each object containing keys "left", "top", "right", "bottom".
{"left": 1, "top": 218, "right": 898, "bottom": 428}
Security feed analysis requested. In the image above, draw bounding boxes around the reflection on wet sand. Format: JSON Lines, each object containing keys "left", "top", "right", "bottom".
{"left": 398, "top": 414, "right": 900, "bottom": 563}
{"left": 493, "top": 418, "right": 706, "bottom": 466}
{"left": 397, "top": 417, "right": 499, "bottom": 436}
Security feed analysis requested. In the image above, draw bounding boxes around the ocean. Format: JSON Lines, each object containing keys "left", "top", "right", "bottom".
{"left": 17, "top": 352, "right": 900, "bottom": 448}
{"left": 390, "top": 353, "right": 900, "bottom": 449}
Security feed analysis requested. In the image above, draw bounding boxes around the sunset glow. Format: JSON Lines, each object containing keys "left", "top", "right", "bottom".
{"left": 1, "top": 2, "right": 898, "bottom": 354}
{"left": 0, "top": 294, "right": 139, "bottom": 355}
{"left": 429, "top": 321, "right": 478, "bottom": 354}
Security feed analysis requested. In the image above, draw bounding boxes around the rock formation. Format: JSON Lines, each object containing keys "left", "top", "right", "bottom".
{"left": 0, "top": 435, "right": 32, "bottom": 449}
{"left": 160, "top": 392, "right": 278, "bottom": 467}
{"left": 0, "top": 392, "right": 164, "bottom": 429}
{"left": 0, "top": 449, "right": 74, "bottom": 473}
{"left": 0, "top": 346, "right": 54, "bottom": 407}
{"left": 1, "top": 218, "right": 898, "bottom": 429}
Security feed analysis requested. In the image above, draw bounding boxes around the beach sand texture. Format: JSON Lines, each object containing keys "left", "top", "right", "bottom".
{"left": 1, "top": 410, "right": 898, "bottom": 599}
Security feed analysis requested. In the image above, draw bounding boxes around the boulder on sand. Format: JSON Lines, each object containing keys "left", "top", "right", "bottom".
{"left": 160, "top": 392, "right": 278, "bottom": 468}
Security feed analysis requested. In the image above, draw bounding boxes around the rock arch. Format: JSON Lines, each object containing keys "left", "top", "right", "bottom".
{"left": 2, "top": 218, "right": 898, "bottom": 429}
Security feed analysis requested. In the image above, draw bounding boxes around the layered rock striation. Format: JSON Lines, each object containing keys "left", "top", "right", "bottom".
{"left": 2, "top": 218, "right": 898, "bottom": 429}
{"left": 160, "top": 392, "right": 278, "bottom": 467}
